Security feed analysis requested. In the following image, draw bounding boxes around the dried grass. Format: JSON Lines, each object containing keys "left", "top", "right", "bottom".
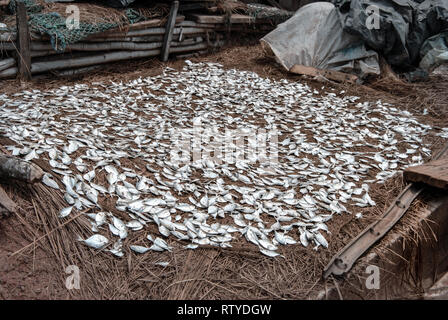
{"left": 1, "top": 43, "right": 447, "bottom": 299}
{"left": 1, "top": 1, "right": 169, "bottom": 28}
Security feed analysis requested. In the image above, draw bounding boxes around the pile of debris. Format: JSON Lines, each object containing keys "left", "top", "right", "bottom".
{"left": 261, "top": 0, "right": 448, "bottom": 82}
{"left": 0, "top": 0, "right": 292, "bottom": 79}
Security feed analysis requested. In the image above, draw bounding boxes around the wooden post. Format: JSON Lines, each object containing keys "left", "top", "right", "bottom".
{"left": 16, "top": 1, "right": 31, "bottom": 81}
{"left": 161, "top": 0, "right": 179, "bottom": 62}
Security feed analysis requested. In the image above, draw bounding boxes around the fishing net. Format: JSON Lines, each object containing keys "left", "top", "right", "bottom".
{"left": 246, "top": 4, "right": 293, "bottom": 25}
{"left": 8, "top": 0, "right": 43, "bottom": 14}
{"left": 7, "top": 0, "right": 149, "bottom": 52}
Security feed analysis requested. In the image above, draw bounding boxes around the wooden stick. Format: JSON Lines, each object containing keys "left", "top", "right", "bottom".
{"left": 31, "top": 41, "right": 163, "bottom": 52}
{"left": 16, "top": 1, "right": 31, "bottom": 81}
{"left": 31, "top": 50, "right": 60, "bottom": 58}
{"left": 0, "top": 40, "right": 224, "bottom": 79}
{"left": 82, "top": 32, "right": 212, "bottom": 43}
{"left": 289, "top": 64, "right": 359, "bottom": 84}
{"left": 50, "top": 65, "right": 102, "bottom": 77}
{"left": 88, "top": 26, "right": 209, "bottom": 40}
{"left": 0, "top": 155, "right": 44, "bottom": 183}
{"left": 0, "top": 42, "right": 15, "bottom": 50}
{"left": 0, "top": 66, "right": 17, "bottom": 78}
{"left": 0, "top": 57, "right": 15, "bottom": 72}
{"left": 189, "top": 14, "right": 255, "bottom": 24}
{"left": 161, "top": 1, "right": 180, "bottom": 62}
{"left": 89, "top": 16, "right": 185, "bottom": 38}
{"left": 179, "top": 21, "right": 216, "bottom": 28}
{"left": 83, "top": 35, "right": 164, "bottom": 43}
{"left": 31, "top": 49, "right": 161, "bottom": 73}
{"left": 30, "top": 38, "right": 203, "bottom": 53}
{"left": 0, "top": 33, "right": 16, "bottom": 41}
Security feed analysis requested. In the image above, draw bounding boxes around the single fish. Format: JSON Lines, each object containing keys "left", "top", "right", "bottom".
{"left": 77, "top": 234, "right": 109, "bottom": 249}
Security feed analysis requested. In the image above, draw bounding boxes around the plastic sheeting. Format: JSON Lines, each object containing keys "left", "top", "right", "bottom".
{"left": 260, "top": 2, "right": 380, "bottom": 79}
{"left": 332, "top": 0, "right": 448, "bottom": 69}
{"left": 101, "top": 0, "right": 136, "bottom": 8}
{"left": 419, "top": 31, "right": 448, "bottom": 72}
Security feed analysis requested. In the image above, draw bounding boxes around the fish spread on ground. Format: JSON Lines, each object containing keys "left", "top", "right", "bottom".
{"left": 0, "top": 61, "right": 444, "bottom": 257}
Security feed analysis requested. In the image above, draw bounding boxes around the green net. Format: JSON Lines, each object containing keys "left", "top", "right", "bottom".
{"left": 8, "top": 0, "right": 148, "bottom": 52}
{"left": 246, "top": 4, "right": 293, "bottom": 25}
{"left": 8, "top": 0, "right": 43, "bottom": 14}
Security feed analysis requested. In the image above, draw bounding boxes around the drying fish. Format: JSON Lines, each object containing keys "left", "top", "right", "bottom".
{"left": 95, "top": 212, "right": 107, "bottom": 227}
{"left": 155, "top": 261, "right": 169, "bottom": 267}
{"left": 153, "top": 237, "right": 172, "bottom": 251}
{"left": 108, "top": 240, "right": 124, "bottom": 257}
{"left": 64, "top": 193, "right": 75, "bottom": 205}
{"left": 275, "top": 232, "right": 296, "bottom": 245}
{"left": 59, "top": 206, "right": 73, "bottom": 218}
{"left": 0, "top": 61, "right": 443, "bottom": 258}
{"left": 24, "top": 149, "right": 38, "bottom": 161}
{"left": 314, "top": 232, "right": 329, "bottom": 248}
{"left": 175, "top": 203, "right": 195, "bottom": 212}
{"left": 42, "top": 174, "right": 60, "bottom": 190}
{"left": 64, "top": 141, "right": 79, "bottom": 154}
{"left": 126, "top": 220, "right": 144, "bottom": 231}
{"left": 147, "top": 244, "right": 163, "bottom": 251}
{"left": 259, "top": 248, "right": 281, "bottom": 257}
{"left": 130, "top": 245, "right": 151, "bottom": 254}
{"left": 108, "top": 223, "right": 120, "bottom": 237}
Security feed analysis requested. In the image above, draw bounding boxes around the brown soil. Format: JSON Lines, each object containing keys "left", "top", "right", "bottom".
{"left": 1, "top": 39, "right": 447, "bottom": 300}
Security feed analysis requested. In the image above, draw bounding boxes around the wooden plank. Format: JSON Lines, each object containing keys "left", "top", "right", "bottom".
{"left": 117, "top": 16, "right": 184, "bottom": 32}
{"left": 324, "top": 143, "right": 448, "bottom": 279}
{"left": 85, "top": 16, "right": 185, "bottom": 39}
{"left": 404, "top": 158, "right": 448, "bottom": 189}
{"left": 85, "top": 26, "right": 208, "bottom": 41}
{"left": 0, "top": 57, "right": 15, "bottom": 72}
{"left": 289, "top": 64, "right": 358, "bottom": 84}
{"left": 190, "top": 14, "right": 254, "bottom": 24}
{"left": 161, "top": 1, "right": 179, "bottom": 62}
{"left": 16, "top": 1, "right": 31, "bottom": 81}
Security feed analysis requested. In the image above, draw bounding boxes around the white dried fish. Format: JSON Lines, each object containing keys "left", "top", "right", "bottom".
{"left": 77, "top": 234, "right": 109, "bottom": 249}
{"left": 59, "top": 206, "right": 73, "bottom": 218}
{"left": 130, "top": 245, "right": 150, "bottom": 254}
{"left": 42, "top": 174, "right": 59, "bottom": 190}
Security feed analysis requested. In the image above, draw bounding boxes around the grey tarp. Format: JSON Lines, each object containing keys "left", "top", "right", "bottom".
{"left": 260, "top": 2, "right": 380, "bottom": 79}
{"left": 419, "top": 31, "right": 448, "bottom": 72}
{"left": 332, "top": 0, "right": 448, "bottom": 69}
{"left": 101, "top": 0, "right": 136, "bottom": 8}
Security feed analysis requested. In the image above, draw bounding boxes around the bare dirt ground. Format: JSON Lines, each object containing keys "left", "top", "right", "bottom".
{"left": 1, "top": 39, "right": 447, "bottom": 300}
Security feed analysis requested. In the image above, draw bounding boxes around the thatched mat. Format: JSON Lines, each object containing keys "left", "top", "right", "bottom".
{"left": 1, "top": 41, "right": 447, "bottom": 299}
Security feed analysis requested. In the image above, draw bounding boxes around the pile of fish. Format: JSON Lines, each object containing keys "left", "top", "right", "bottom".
{"left": 0, "top": 61, "right": 442, "bottom": 257}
